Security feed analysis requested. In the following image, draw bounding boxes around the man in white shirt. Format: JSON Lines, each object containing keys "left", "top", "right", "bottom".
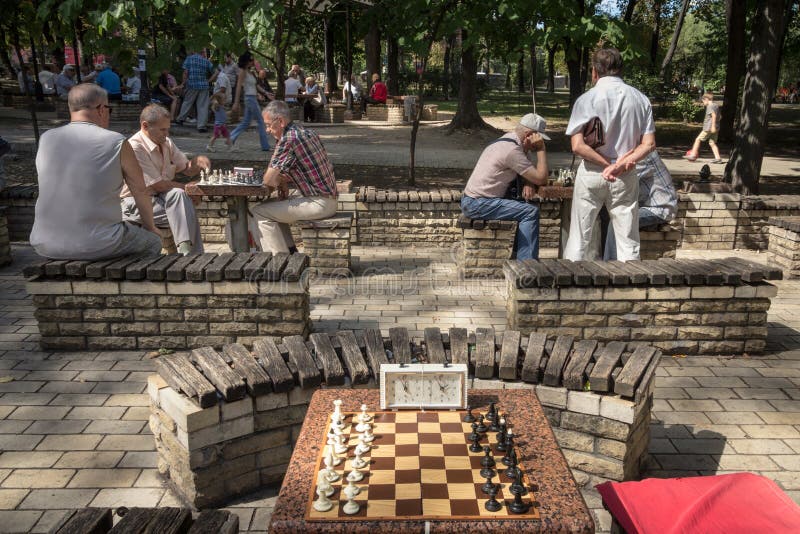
{"left": 54, "top": 65, "right": 77, "bottom": 99}
{"left": 38, "top": 65, "right": 56, "bottom": 95}
{"left": 284, "top": 71, "right": 303, "bottom": 104}
{"left": 563, "top": 47, "right": 656, "bottom": 261}
{"left": 123, "top": 67, "right": 141, "bottom": 102}
{"left": 123, "top": 104, "right": 209, "bottom": 254}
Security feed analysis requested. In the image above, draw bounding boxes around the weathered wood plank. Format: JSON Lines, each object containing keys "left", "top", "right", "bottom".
{"left": 521, "top": 332, "right": 547, "bottom": 383}
{"left": 84, "top": 258, "right": 119, "bottom": 278}
{"left": 541, "top": 259, "right": 573, "bottom": 286}
{"left": 559, "top": 260, "right": 594, "bottom": 285}
{"left": 673, "top": 259, "right": 715, "bottom": 285}
{"left": 588, "top": 341, "right": 627, "bottom": 393}
{"left": 363, "top": 328, "right": 390, "bottom": 380}
{"left": 635, "top": 349, "right": 662, "bottom": 402}
{"left": 283, "top": 335, "right": 323, "bottom": 389}
{"left": 337, "top": 331, "right": 371, "bottom": 385}
{"left": 252, "top": 338, "right": 296, "bottom": 393}
{"left": 309, "top": 333, "right": 346, "bottom": 386}
{"left": 574, "top": 261, "right": 611, "bottom": 285}
{"left": 64, "top": 260, "right": 92, "bottom": 277}
{"left": 191, "top": 346, "right": 247, "bottom": 401}
{"left": 52, "top": 508, "right": 113, "bottom": 534}
{"left": 204, "top": 252, "right": 236, "bottom": 282}
{"left": 185, "top": 253, "right": 218, "bottom": 282}
{"left": 109, "top": 507, "right": 192, "bottom": 534}
{"left": 105, "top": 256, "right": 140, "bottom": 280}
{"left": 222, "top": 253, "right": 253, "bottom": 281}
{"left": 166, "top": 253, "right": 201, "bottom": 282}
{"left": 123, "top": 256, "right": 163, "bottom": 281}
{"left": 44, "top": 259, "right": 70, "bottom": 277}
{"left": 593, "top": 261, "right": 630, "bottom": 285}
{"left": 609, "top": 261, "right": 649, "bottom": 284}
{"left": 282, "top": 253, "right": 309, "bottom": 282}
{"left": 503, "top": 260, "right": 532, "bottom": 289}
{"left": 474, "top": 327, "right": 496, "bottom": 379}
{"left": 521, "top": 259, "right": 555, "bottom": 287}
{"left": 707, "top": 259, "right": 743, "bottom": 285}
{"left": 563, "top": 339, "right": 598, "bottom": 390}
{"left": 388, "top": 327, "right": 412, "bottom": 364}
{"left": 614, "top": 345, "right": 658, "bottom": 398}
{"left": 264, "top": 252, "right": 290, "bottom": 281}
{"left": 187, "top": 510, "right": 238, "bottom": 534}
{"left": 632, "top": 259, "right": 669, "bottom": 285}
{"left": 424, "top": 327, "right": 447, "bottom": 364}
{"left": 448, "top": 327, "right": 469, "bottom": 365}
{"left": 222, "top": 343, "right": 273, "bottom": 396}
{"left": 640, "top": 258, "right": 686, "bottom": 285}
{"left": 242, "top": 252, "right": 273, "bottom": 281}
{"left": 157, "top": 353, "right": 218, "bottom": 408}
{"left": 22, "top": 258, "right": 52, "bottom": 278}
{"left": 146, "top": 254, "right": 181, "bottom": 281}
{"left": 543, "top": 335, "right": 574, "bottom": 387}
{"left": 498, "top": 330, "right": 521, "bottom": 380}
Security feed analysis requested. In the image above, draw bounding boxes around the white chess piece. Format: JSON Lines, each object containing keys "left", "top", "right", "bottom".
{"left": 361, "top": 425, "right": 375, "bottom": 443}
{"left": 316, "top": 472, "right": 334, "bottom": 496}
{"left": 334, "top": 433, "right": 348, "bottom": 455}
{"left": 346, "top": 466, "right": 364, "bottom": 482}
{"left": 355, "top": 420, "right": 371, "bottom": 433}
{"left": 351, "top": 449, "right": 367, "bottom": 469}
{"left": 323, "top": 448, "right": 340, "bottom": 482}
{"left": 342, "top": 480, "right": 361, "bottom": 515}
{"left": 313, "top": 485, "right": 334, "bottom": 512}
{"left": 355, "top": 436, "right": 371, "bottom": 455}
{"left": 358, "top": 404, "right": 372, "bottom": 423}
{"left": 331, "top": 399, "right": 344, "bottom": 429}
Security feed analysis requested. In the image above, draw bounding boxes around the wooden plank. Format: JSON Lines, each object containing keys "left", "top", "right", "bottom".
{"left": 336, "top": 331, "right": 371, "bottom": 385}
{"left": 283, "top": 335, "right": 323, "bottom": 388}
{"left": 157, "top": 353, "right": 218, "bottom": 408}
{"left": 187, "top": 510, "right": 238, "bottom": 534}
{"left": 640, "top": 258, "right": 686, "bottom": 285}
{"left": 543, "top": 335, "right": 574, "bottom": 387}
{"left": 624, "top": 260, "right": 666, "bottom": 285}
{"left": 633, "top": 259, "right": 670, "bottom": 285}
{"left": 609, "top": 261, "right": 649, "bottom": 284}
{"left": 614, "top": 345, "right": 658, "bottom": 398}
{"left": 204, "top": 252, "right": 236, "bottom": 282}
{"left": 222, "top": 343, "right": 273, "bottom": 396}
{"left": 282, "top": 253, "right": 309, "bottom": 282}
{"left": 559, "top": 260, "right": 594, "bottom": 286}
{"left": 424, "top": 327, "right": 447, "bottom": 364}
{"left": 574, "top": 260, "right": 610, "bottom": 285}
{"left": 673, "top": 259, "right": 717, "bottom": 285}
{"left": 166, "top": 253, "right": 201, "bottom": 282}
{"left": 363, "top": 328, "right": 390, "bottom": 380}
{"left": 388, "top": 327, "right": 412, "bottom": 364}
{"left": 563, "top": 339, "right": 598, "bottom": 390}
{"left": 635, "top": 349, "right": 662, "bottom": 402}
{"left": 593, "top": 261, "right": 631, "bottom": 285}
{"left": 109, "top": 507, "right": 192, "bottom": 534}
{"left": 690, "top": 259, "right": 724, "bottom": 285}
{"left": 498, "top": 330, "right": 521, "bottom": 380}
{"left": 707, "top": 259, "right": 743, "bottom": 285}
{"left": 588, "top": 341, "right": 627, "bottom": 393}
{"left": 22, "top": 258, "right": 51, "bottom": 278}
{"left": 521, "top": 259, "right": 555, "bottom": 287}
{"left": 658, "top": 258, "right": 701, "bottom": 285}
{"left": 146, "top": 254, "right": 181, "bottom": 281}
{"left": 52, "top": 508, "right": 113, "bottom": 534}
{"left": 191, "top": 346, "right": 247, "bottom": 401}
{"left": 223, "top": 252, "right": 253, "bottom": 280}
{"left": 474, "top": 327, "right": 496, "bottom": 379}
{"left": 540, "top": 259, "right": 573, "bottom": 286}
{"left": 448, "top": 327, "right": 469, "bottom": 365}
{"left": 44, "top": 259, "right": 70, "bottom": 277}
{"left": 309, "top": 333, "right": 346, "bottom": 386}
{"left": 184, "top": 253, "right": 218, "bottom": 282}
{"left": 105, "top": 255, "right": 140, "bottom": 280}
{"left": 64, "top": 260, "right": 92, "bottom": 277}
{"left": 123, "top": 255, "right": 162, "bottom": 280}
{"left": 252, "top": 338, "right": 296, "bottom": 392}
{"left": 242, "top": 252, "right": 273, "bottom": 281}
{"left": 521, "top": 332, "right": 547, "bottom": 383}
{"left": 503, "top": 260, "right": 532, "bottom": 289}
{"left": 84, "top": 258, "right": 118, "bottom": 279}
{"left": 264, "top": 252, "right": 290, "bottom": 281}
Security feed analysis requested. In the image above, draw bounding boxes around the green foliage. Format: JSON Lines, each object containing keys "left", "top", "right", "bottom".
{"left": 671, "top": 92, "right": 703, "bottom": 123}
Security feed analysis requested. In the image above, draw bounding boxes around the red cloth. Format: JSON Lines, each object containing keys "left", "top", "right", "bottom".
{"left": 596, "top": 473, "right": 800, "bottom": 534}
{"left": 370, "top": 81, "right": 387, "bottom": 103}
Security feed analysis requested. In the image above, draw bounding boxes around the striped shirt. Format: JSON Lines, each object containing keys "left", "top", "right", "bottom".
{"left": 637, "top": 151, "right": 677, "bottom": 222}
{"left": 270, "top": 123, "right": 337, "bottom": 198}
{"left": 182, "top": 54, "right": 214, "bottom": 90}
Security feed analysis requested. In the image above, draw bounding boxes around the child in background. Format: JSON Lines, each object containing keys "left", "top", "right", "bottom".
{"left": 207, "top": 93, "right": 231, "bottom": 152}
{"left": 684, "top": 92, "right": 723, "bottom": 164}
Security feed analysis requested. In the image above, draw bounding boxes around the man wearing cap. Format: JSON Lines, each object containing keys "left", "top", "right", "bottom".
{"left": 563, "top": 47, "right": 656, "bottom": 261}
{"left": 54, "top": 65, "right": 76, "bottom": 99}
{"left": 460, "top": 113, "right": 550, "bottom": 260}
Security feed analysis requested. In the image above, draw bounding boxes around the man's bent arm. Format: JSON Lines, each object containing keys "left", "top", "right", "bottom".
{"left": 610, "top": 133, "right": 656, "bottom": 175}
{"left": 571, "top": 133, "right": 611, "bottom": 167}
{"left": 520, "top": 148, "right": 549, "bottom": 186}
{"left": 121, "top": 141, "right": 158, "bottom": 233}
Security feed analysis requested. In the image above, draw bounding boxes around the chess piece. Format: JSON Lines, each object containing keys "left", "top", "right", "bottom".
{"left": 495, "top": 418, "right": 507, "bottom": 444}
{"left": 333, "top": 433, "right": 348, "bottom": 455}
{"left": 322, "top": 449, "right": 340, "bottom": 482}
{"left": 486, "top": 402, "right": 497, "bottom": 422}
{"left": 358, "top": 404, "right": 373, "bottom": 423}
{"left": 509, "top": 474, "right": 527, "bottom": 496}
{"left": 331, "top": 399, "right": 344, "bottom": 429}
{"left": 313, "top": 485, "right": 334, "bottom": 512}
{"left": 342, "top": 480, "right": 361, "bottom": 515}
{"left": 502, "top": 432, "right": 515, "bottom": 465}
{"left": 347, "top": 466, "right": 364, "bottom": 482}
{"left": 469, "top": 429, "right": 482, "bottom": 453}
{"left": 351, "top": 449, "right": 367, "bottom": 469}
{"left": 508, "top": 491, "right": 532, "bottom": 514}
{"left": 480, "top": 446, "right": 496, "bottom": 479}
{"left": 361, "top": 425, "right": 375, "bottom": 443}
{"left": 463, "top": 405, "right": 476, "bottom": 423}
{"left": 504, "top": 450, "right": 520, "bottom": 480}
{"left": 316, "top": 472, "right": 334, "bottom": 497}
{"left": 489, "top": 412, "right": 501, "bottom": 432}
{"left": 481, "top": 470, "right": 497, "bottom": 495}
{"left": 355, "top": 436, "right": 371, "bottom": 455}
{"left": 485, "top": 486, "right": 502, "bottom": 512}
{"left": 468, "top": 422, "right": 480, "bottom": 443}
{"left": 355, "top": 419, "right": 371, "bottom": 433}
{"left": 476, "top": 415, "right": 487, "bottom": 434}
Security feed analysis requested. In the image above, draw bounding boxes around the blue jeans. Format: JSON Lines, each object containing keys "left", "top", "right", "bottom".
{"left": 230, "top": 95, "right": 271, "bottom": 150}
{"left": 604, "top": 208, "right": 665, "bottom": 260}
{"left": 460, "top": 196, "right": 540, "bottom": 260}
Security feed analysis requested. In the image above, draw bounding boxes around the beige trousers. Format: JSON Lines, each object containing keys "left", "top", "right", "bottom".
{"left": 250, "top": 193, "right": 337, "bottom": 253}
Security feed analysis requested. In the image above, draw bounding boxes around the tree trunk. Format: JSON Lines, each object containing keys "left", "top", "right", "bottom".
{"left": 505, "top": 63, "right": 512, "bottom": 91}
{"left": 546, "top": 45, "right": 556, "bottom": 93}
{"left": 721, "top": 0, "right": 747, "bottom": 142}
{"left": 774, "top": 0, "right": 797, "bottom": 89}
{"left": 660, "top": 0, "right": 691, "bottom": 79}
{"left": 579, "top": 46, "right": 590, "bottom": 90}
{"left": 72, "top": 23, "right": 81, "bottom": 83}
{"left": 449, "top": 30, "right": 488, "bottom": 130}
{"left": 442, "top": 34, "right": 454, "bottom": 100}
{"left": 724, "top": 0, "right": 790, "bottom": 194}
{"left": 365, "top": 21, "right": 381, "bottom": 88}
{"left": 530, "top": 43, "right": 537, "bottom": 109}
{"left": 274, "top": 14, "right": 286, "bottom": 98}
{"left": 517, "top": 54, "right": 524, "bottom": 93}
{"left": 565, "top": 39, "right": 583, "bottom": 106}
{"left": 624, "top": 0, "right": 638, "bottom": 22}
{"left": 324, "top": 18, "right": 337, "bottom": 93}
{"left": 11, "top": 30, "right": 40, "bottom": 145}
{"left": 650, "top": 0, "right": 663, "bottom": 70}
{"left": 387, "top": 37, "right": 399, "bottom": 95}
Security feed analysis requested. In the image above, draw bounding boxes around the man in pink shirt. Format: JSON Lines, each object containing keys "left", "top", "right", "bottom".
{"left": 122, "top": 104, "right": 210, "bottom": 254}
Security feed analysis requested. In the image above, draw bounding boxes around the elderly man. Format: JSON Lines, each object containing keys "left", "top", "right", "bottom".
{"left": 30, "top": 84, "right": 161, "bottom": 259}
{"left": 95, "top": 63, "right": 122, "bottom": 100}
{"left": 563, "top": 48, "right": 656, "bottom": 261}
{"left": 175, "top": 50, "right": 217, "bottom": 133}
{"left": 124, "top": 104, "right": 208, "bottom": 255}
{"left": 54, "top": 65, "right": 76, "bottom": 99}
{"left": 250, "top": 100, "right": 338, "bottom": 253}
{"left": 460, "top": 113, "right": 550, "bottom": 260}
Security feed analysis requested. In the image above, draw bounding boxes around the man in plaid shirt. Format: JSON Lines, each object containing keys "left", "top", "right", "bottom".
{"left": 250, "top": 100, "right": 338, "bottom": 253}
{"left": 175, "top": 50, "right": 217, "bottom": 133}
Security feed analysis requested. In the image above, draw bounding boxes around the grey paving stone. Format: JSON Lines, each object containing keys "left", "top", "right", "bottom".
{"left": 118, "top": 451, "right": 157, "bottom": 468}
{"left": 710, "top": 367, "right": 762, "bottom": 377}
{"left": 104, "top": 394, "right": 149, "bottom": 407}
{"left": 122, "top": 407, "right": 150, "bottom": 420}
{"left": 786, "top": 439, "right": 800, "bottom": 454}
{"left": 654, "top": 377, "right": 701, "bottom": 388}
{"left": 18, "top": 489, "right": 98, "bottom": 510}
{"left": 133, "top": 469, "right": 165, "bottom": 488}
{"left": 0, "top": 381, "right": 45, "bottom": 393}
{"left": 0, "top": 510, "right": 42, "bottom": 532}
{"left": 0, "top": 405, "right": 12, "bottom": 418}
{"left": 12, "top": 361, "right": 65, "bottom": 371}
{"left": 89, "top": 488, "right": 163, "bottom": 508}
{"left": 0, "top": 434, "right": 44, "bottom": 451}
{"left": 30, "top": 510, "right": 71, "bottom": 534}
{"left": 719, "top": 399, "right": 777, "bottom": 412}
{"left": 0, "top": 420, "right": 33, "bottom": 433}
{"left": 67, "top": 468, "right": 140, "bottom": 488}
{"left": 24, "top": 420, "right": 90, "bottom": 435}
{"left": 75, "top": 371, "right": 130, "bottom": 382}
{"left": 666, "top": 367, "right": 713, "bottom": 377}
{"left": 91, "top": 382, "right": 145, "bottom": 394}
{"left": 707, "top": 412, "right": 766, "bottom": 425}
{"left": 733, "top": 387, "right": 790, "bottom": 400}
{"left": 50, "top": 393, "right": 109, "bottom": 406}
{"left": 767, "top": 471, "right": 800, "bottom": 490}
{"left": 8, "top": 406, "right": 69, "bottom": 420}
{"left": 648, "top": 438, "right": 678, "bottom": 454}
{"left": 685, "top": 424, "right": 748, "bottom": 439}
{"left": 695, "top": 377, "right": 748, "bottom": 388}
{"left": 771, "top": 455, "right": 800, "bottom": 471}
{"left": 743, "top": 377, "right": 796, "bottom": 389}
{"left": 768, "top": 399, "right": 800, "bottom": 412}
{"left": 65, "top": 407, "right": 126, "bottom": 420}
{"left": 728, "top": 439, "right": 796, "bottom": 455}
{"left": 54, "top": 451, "right": 124, "bottom": 469}
{"left": 683, "top": 388, "right": 739, "bottom": 399}
{"left": 0, "top": 489, "right": 30, "bottom": 510}
{"left": 0, "top": 393, "right": 55, "bottom": 405}
{"left": 741, "top": 425, "right": 800, "bottom": 439}
{"left": 96, "top": 351, "right": 147, "bottom": 361}
{"left": 653, "top": 454, "right": 719, "bottom": 470}
{"left": 668, "top": 400, "right": 724, "bottom": 412}
{"left": 63, "top": 361, "right": 116, "bottom": 371}
{"left": 23, "top": 371, "right": 79, "bottom": 382}
{"left": 717, "top": 454, "right": 780, "bottom": 471}
{"left": 39, "top": 381, "right": 96, "bottom": 394}
{"left": 649, "top": 424, "right": 693, "bottom": 439}
{"left": 652, "top": 387, "right": 689, "bottom": 399}
{"left": 36, "top": 434, "right": 102, "bottom": 451}
{"left": 758, "top": 412, "right": 800, "bottom": 425}
{"left": 1, "top": 469, "right": 75, "bottom": 489}
{"left": 757, "top": 367, "right": 800, "bottom": 377}
{"left": 126, "top": 372, "right": 153, "bottom": 383}
{"left": 158, "top": 489, "right": 183, "bottom": 507}
{"left": 84, "top": 420, "right": 146, "bottom": 435}
{"left": 670, "top": 438, "right": 731, "bottom": 455}
{"left": 0, "top": 452, "right": 62, "bottom": 469}
{"left": 110, "top": 360, "right": 156, "bottom": 372}
{"left": 97, "top": 435, "right": 154, "bottom": 451}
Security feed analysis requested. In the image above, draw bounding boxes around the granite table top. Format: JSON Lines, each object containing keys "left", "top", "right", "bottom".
{"left": 267, "top": 389, "right": 593, "bottom": 534}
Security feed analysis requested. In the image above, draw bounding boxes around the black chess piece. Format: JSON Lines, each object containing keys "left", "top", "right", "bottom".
{"left": 469, "top": 430, "right": 482, "bottom": 452}
{"left": 508, "top": 491, "right": 531, "bottom": 514}
{"left": 480, "top": 446, "right": 497, "bottom": 478}
{"left": 509, "top": 474, "right": 527, "bottom": 496}
{"left": 495, "top": 419, "right": 507, "bottom": 443}
{"left": 502, "top": 432, "right": 515, "bottom": 465}
{"left": 469, "top": 422, "right": 480, "bottom": 442}
{"left": 463, "top": 406, "right": 476, "bottom": 423}
{"left": 504, "top": 450, "right": 520, "bottom": 480}
{"left": 475, "top": 414, "right": 487, "bottom": 434}
{"left": 485, "top": 486, "right": 502, "bottom": 512}
{"left": 489, "top": 414, "right": 501, "bottom": 432}
{"left": 486, "top": 402, "right": 497, "bottom": 422}
{"left": 481, "top": 471, "right": 497, "bottom": 495}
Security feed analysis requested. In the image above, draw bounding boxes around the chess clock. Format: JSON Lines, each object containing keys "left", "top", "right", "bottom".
{"left": 380, "top": 363, "right": 468, "bottom": 410}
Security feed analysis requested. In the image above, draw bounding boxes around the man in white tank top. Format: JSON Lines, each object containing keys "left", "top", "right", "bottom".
{"left": 30, "top": 84, "right": 162, "bottom": 260}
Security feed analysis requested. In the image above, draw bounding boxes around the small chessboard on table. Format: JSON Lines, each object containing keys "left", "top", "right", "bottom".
{"left": 306, "top": 405, "right": 540, "bottom": 521}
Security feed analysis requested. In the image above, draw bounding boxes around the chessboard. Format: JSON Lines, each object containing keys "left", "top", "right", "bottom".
{"left": 305, "top": 409, "right": 541, "bottom": 521}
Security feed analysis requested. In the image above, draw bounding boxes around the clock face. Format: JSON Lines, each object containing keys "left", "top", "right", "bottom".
{"left": 380, "top": 364, "right": 468, "bottom": 410}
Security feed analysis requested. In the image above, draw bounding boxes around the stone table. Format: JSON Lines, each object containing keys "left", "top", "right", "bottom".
{"left": 268, "top": 389, "right": 593, "bottom": 533}
{"left": 536, "top": 185, "right": 573, "bottom": 257}
{"left": 185, "top": 183, "right": 269, "bottom": 252}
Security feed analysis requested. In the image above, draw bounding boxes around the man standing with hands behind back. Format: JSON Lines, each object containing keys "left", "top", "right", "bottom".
{"left": 563, "top": 47, "right": 656, "bottom": 261}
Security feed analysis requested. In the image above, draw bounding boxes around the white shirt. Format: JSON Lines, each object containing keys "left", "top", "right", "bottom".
{"left": 214, "top": 71, "right": 233, "bottom": 104}
{"left": 343, "top": 81, "right": 361, "bottom": 100}
{"left": 285, "top": 77, "right": 303, "bottom": 102}
{"left": 566, "top": 76, "right": 655, "bottom": 162}
{"left": 38, "top": 71, "right": 55, "bottom": 94}
{"left": 126, "top": 76, "right": 141, "bottom": 95}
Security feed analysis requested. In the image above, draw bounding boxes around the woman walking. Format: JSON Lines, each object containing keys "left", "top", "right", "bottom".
{"left": 230, "top": 52, "right": 272, "bottom": 152}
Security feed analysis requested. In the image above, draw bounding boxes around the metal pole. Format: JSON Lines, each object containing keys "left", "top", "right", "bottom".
{"left": 345, "top": 2, "right": 353, "bottom": 111}
{"left": 138, "top": 48, "right": 150, "bottom": 108}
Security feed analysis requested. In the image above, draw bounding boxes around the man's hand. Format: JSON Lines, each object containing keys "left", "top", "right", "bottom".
{"left": 193, "top": 155, "right": 211, "bottom": 171}
{"left": 231, "top": 103, "right": 239, "bottom": 113}
{"left": 278, "top": 180, "right": 289, "bottom": 200}
{"left": 147, "top": 226, "right": 165, "bottom": 238}
{"left": 522, "top": 184, "right": 537, "bottom": 201}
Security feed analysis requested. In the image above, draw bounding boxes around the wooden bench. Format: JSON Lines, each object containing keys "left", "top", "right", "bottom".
{"left": 52, "top": 507, "right": 237, "bottom": 533}
{"left": 0, "top": 206, "right": 10, "bottom": 267}
{"left": 24, "top": 252, "right": 311, "bottom": 351}
{"left": 504, "top": 257, "right": 782, "bottom": 355}
{"left": 768, "top": 216, "right": 800, "bottom": 278}
{"left": 639, "top": 221, "right": 681, "bottom": 259}
{"left": 298, "top": 213, "right": 352, "bottom": 274}
{"left": 457, "top": 215, "right": 517, "bottom": 278}
{"left": 149, "top": 325, "right": 658, "bottom": 507}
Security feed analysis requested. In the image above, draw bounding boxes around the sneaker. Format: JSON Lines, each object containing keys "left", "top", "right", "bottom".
{"left": 171, "top": 120, "right": 183, "bottom": 126}
{"left": 197, "top": 127, "right": 208, "bottom": 133}
{"left": 261, "top": 147, "right": 272, "bottom": 152}
{"left": 710, "top": 159, "right": 723, "bottom": 164}
{"left": 206, "top": 144, "right": 215, "bottom": 152}
{"left": 682, "top": 153, "right": 697, "bottom": 162}
{"left": 230, "top": 144, "right": 240, "bottom": 153}
{"left": 186, "top": 118, "right": 197, "bottom": 124}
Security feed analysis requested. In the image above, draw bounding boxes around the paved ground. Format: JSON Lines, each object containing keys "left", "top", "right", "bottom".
{"left": 1, "top": 243, "right": 800, "bottom": 532}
